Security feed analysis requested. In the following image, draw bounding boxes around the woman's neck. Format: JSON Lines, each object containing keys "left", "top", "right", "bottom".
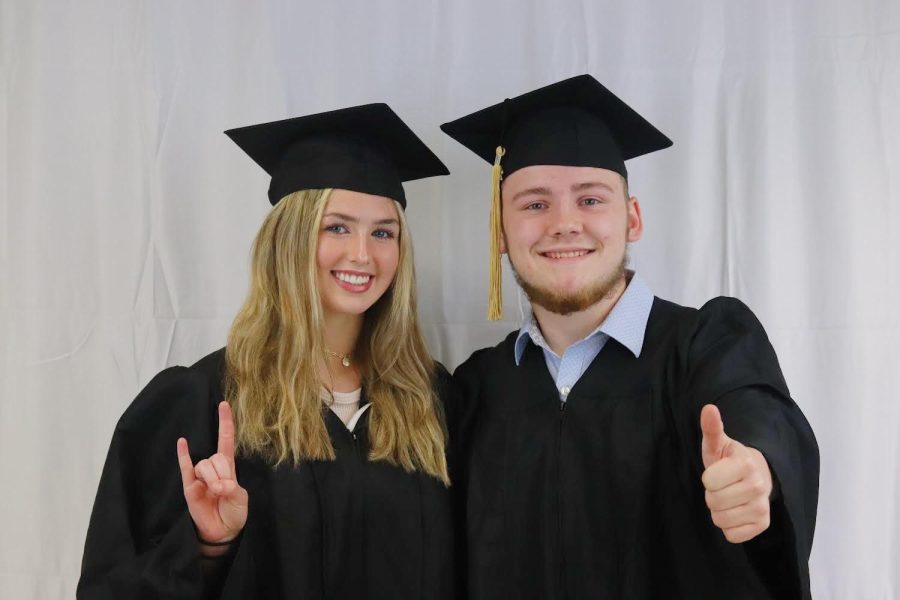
{"left": 323, "top": 312, "right": 363, "bottom": 355}
{"left": 320, "top": 312, "right": 364, "bottom": 393}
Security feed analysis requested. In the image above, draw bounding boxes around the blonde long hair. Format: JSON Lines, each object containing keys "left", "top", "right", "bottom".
{"left": 224, "top": 188, "right": 448, "bottom": 484}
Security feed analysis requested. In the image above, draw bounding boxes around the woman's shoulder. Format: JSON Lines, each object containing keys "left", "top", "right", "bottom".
{"left": 116, "top": 347, "right": 227, "bottom": 436}
{"left": 188, "top": 347, "right": 228, "bottom": 387}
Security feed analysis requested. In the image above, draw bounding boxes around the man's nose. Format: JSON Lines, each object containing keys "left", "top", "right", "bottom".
{"left": 549, "top": 203, "right": 583, "bottom": 237}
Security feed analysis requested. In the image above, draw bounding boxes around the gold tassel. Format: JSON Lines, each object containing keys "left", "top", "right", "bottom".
{"left": 487, "top": 145, "right": 506, "bottom": 321}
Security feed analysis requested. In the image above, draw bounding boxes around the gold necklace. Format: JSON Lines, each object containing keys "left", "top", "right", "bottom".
{"left": 324, "top": 348, "right": 352, "bottom": 368}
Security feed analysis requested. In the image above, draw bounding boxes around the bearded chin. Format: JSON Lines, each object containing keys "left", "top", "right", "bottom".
{"left": 512, "top": 252, "right": 629, "bottom": 316}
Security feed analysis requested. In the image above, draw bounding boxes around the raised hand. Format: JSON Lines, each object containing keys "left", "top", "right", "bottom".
{"left": 700, "top": 404, "right": 773, "bottom": 543}
{"left": 176, "top": 401, "right": 249, "bottom": 554}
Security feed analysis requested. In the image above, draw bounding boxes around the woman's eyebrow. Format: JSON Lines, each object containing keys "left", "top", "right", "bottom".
{"left": 323, "top": 212, "right": 357, "bottom": 222}
{"left": 323, "top": 212, "right": 399, "bottom": 226}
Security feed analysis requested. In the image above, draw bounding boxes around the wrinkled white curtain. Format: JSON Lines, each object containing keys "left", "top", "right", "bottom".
{"left": 1, "top": 0, "right": 898, "bottom": 597}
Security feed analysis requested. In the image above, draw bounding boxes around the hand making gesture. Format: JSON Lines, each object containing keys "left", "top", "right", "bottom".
{"left": 700, "top": 404, "right": 774, "bottom": 544}
{"left": 176, "top": 401, "right": 249, "bottom": 555}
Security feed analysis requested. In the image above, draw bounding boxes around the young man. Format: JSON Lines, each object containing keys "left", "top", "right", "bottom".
{"left": 442, "top": 75, "right": 819, "bottom": 599}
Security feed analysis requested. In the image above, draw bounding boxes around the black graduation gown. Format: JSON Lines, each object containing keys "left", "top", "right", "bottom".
{"left": 452, "top": 297, "right": 819, "bottom": 600}
{"left": 78, "top": 349, "right": 457, "bottom": 600}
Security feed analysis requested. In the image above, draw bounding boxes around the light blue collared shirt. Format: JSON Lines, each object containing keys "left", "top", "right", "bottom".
{"left": 513, "top": 272, "right": 655, "bottom": 401}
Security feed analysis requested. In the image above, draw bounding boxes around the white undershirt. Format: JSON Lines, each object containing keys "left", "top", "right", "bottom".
{"left": 321, "top": 387, "right": 369, "bottom": 430}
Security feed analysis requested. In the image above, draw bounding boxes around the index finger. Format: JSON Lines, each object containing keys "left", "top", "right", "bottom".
{"left": 217, "top": 401, "right": 235, "bottom": 459}
{"left": 702, "top": 455, "right": 744, "bottom": 492}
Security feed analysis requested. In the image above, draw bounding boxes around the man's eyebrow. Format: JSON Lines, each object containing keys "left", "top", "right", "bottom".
{"left": 511, "top": 187, "right": 553, "bottom": 202}
{"left": 322, "top": 212, "right": 399, "bottom": 226}
{"left": 510, "top": 182, "right": 617, "bottom": 201}
{"left": 571, "top": 181, "right": 615, "bottom": 193}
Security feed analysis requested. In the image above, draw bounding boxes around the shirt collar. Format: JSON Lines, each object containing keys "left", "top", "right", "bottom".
{"left": 514, "top": 271, "right": 654, "bottom": 365}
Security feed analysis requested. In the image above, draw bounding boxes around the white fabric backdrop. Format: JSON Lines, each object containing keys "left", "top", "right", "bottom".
{"left": 2, "top": 0, "right": 898, "bottom": 597}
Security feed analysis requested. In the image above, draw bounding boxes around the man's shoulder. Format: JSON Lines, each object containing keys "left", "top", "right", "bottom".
{"left": 696, "top": 296, "right": 759, "bottom": 320}
{"left": 644, "top": 295, "right": 772, "bottom": 353}
{"left": 650, "top": 295, "right": 759, "bottom": 326}
{"left": 648, "top": 295, "right": 695, "bottom": 319}
{"left": 649, "top": 295, "right": 773, "bottom": 361}
{"left": 454, "top": 330, "right": 519, "bottom": 378}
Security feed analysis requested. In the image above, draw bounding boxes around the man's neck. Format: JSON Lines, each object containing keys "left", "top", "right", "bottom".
{"left": 531, "top": 276, "right": 628, "bottom": 357}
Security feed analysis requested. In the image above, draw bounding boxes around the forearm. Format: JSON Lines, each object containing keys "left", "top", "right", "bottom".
{"left": 197, "top": 538, "right": 237, "bottom": 599}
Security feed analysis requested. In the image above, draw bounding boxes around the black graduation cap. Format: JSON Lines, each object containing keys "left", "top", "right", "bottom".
{"left": 440, "top": 74, "right": 672, "bottom": 320}
{"left": 225, "top": 103, "right": 449, "bottom": 208}
{"left": 440, "top": 74, "right": 672, "bottom": 180}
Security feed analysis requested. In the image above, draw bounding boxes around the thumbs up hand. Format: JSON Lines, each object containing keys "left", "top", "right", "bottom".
{"left": 700, "top": 404, "right": 773, "bottom": 543}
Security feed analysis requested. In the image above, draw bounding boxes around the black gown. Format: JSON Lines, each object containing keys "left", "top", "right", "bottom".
{"left": 452, "top": 297, "right": 819, "bottom": 600}
{"left": 78, "top": 349, "right": 457, "bottom": 599}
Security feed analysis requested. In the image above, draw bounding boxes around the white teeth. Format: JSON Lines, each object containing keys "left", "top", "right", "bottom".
{"left": 545, "top": 250, "right": 589, "bottom": 259}
{"left": 335, "top": 272, "right": 371, "bottom": 285}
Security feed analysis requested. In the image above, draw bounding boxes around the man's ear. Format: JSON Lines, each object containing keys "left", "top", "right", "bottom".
{"left": 627, "top": 196, "right": 644, "bottom": 242}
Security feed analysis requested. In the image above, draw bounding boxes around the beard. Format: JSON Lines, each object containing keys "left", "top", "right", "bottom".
{"left": 511, "top": 251, "right": 629, "bottom": 316}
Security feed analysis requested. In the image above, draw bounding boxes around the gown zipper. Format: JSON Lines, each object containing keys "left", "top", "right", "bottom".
{"left": 558, "top": 399, "right": 567, "bottom": 598}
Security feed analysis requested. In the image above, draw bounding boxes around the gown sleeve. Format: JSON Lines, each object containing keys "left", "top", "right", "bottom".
{"left": 77, "top": 365, "right": 230, "bottom": 600}
{"left": 676, "top": 297, "right": 820, "bottom": 600}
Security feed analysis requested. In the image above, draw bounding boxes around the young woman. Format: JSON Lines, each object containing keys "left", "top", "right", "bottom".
{"left": 78, "top": 104, "right": 458, "bottom": 599}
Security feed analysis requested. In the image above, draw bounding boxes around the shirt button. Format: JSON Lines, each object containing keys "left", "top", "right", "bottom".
{"left": 560, "top": 386, "right": 571, "bottom": 397}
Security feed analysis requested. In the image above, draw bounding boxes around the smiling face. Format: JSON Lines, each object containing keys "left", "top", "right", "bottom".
{"left": 316, "top": 189, "right": 401, "bottom": 319}
{"left": 500, "top": 165, "right": 643, "bottom": 315}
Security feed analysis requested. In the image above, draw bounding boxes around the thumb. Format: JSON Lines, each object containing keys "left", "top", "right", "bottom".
{"left": 700, "top": 404, "right": 732, "bottom": 468}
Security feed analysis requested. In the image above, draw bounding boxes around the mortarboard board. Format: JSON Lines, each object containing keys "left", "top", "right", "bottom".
{"left": 440, "top": 74, "right": 673, "bottom": 320}
{"left": 226, "top": 103, "right": 449, "bottom": 208}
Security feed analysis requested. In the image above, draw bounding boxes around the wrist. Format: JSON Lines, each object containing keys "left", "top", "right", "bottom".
{"left": 199, "top": 543, "right": 231, "bottom": 558}
{"left": 196, "top": 533, "right": 237, "bottom": 558}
